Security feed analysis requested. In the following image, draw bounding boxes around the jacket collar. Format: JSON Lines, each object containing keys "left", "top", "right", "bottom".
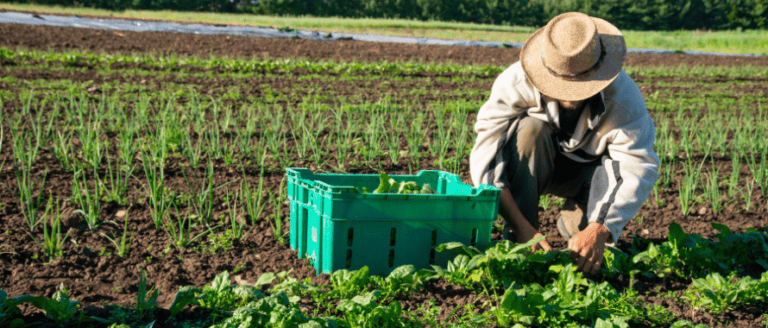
{"left": 533, "top": 88, "right": 607, "bottom": 131}
{"left": 533, "top": 88, "right": 608, "bottom": 151}
{"left": 587, "top": 90, "right": 606, "bottom": 129}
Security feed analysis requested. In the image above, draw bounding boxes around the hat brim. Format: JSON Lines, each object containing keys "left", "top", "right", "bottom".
{"left": 520, "top": 17, "right": 626, "bottom": 101}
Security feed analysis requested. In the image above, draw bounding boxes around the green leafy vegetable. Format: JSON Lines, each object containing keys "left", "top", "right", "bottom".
{"left": 169, "top": 286, "right": 200, "bottom": 316}
{"left": 337, "top": 290, "right": 405, "bottom": 328}
{"left": 0, "top": 289, "right": 24, "bottom": 328}
{"left": 330, "top": 266, "right": 370, "bottom": 299}
{"left": 359, "top": 172, "right": 437, "bottom": 194}
{"left": 197, "top": 271, "right": 238, "bottom": 313}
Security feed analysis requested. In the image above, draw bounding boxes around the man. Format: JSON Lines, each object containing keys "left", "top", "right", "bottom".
{"left": 469, "top": 12, "right": 659, "bottom": 275}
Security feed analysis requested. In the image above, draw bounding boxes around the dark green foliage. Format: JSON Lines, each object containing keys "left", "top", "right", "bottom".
{"left": 522, "top": 0, "right": 768, "bottom": 30}
{"left": 136, "top": 0, "right": 238, "bottom": 12}
{"left": 8, "top": 0, "right": 767, "bottom": 30}
{"left": 632, "top": 222, "right": 768, "bottom": 280}
{"left": 255, "top": 0, "right": 322, "bottom": 17}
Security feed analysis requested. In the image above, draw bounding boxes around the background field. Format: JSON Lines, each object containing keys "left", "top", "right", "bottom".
{"left": 1, "top": 3, "right": 768, "bottom": 55}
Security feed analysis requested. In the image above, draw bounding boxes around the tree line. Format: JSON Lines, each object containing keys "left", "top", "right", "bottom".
{"left": 9, "top": 0, "right": 768, "bottom": 30}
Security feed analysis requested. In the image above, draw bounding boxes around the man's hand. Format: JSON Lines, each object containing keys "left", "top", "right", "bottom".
{"left": 515, "top": 224, "right": 552, "bottom": 252}
{"left": 568, "top": 222, "right": 612, "bottom": 275}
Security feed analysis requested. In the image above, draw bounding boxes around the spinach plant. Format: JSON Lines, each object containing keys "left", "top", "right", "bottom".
{"left": 686, "top": 271, "right": 767, "bottom": 315}
{"left": 211, "top": 291, "right": 335, "bottom": 328}
{"left": 12, "top": 284, "right": 81, "bottom": 324}
{"left": 633, "top": 223, "right": 768, "bottom": 280}
{"left": 0, "top": 289, "right": 24, "bottom": 328}
{"left": 337, "top": 290, "right": 406, "bottom": 328}
{"left": 330, "top": 266, "right": 370, "bottom": 299}
{"left": 492, "top": 264, "right": 622, "bottom": 327}
{"left": 372, "top": 265, "right": 433, "bottom": 300}
{"left": 269, "top": 269, "right": 306, "bottom": 302}
{"left": 196, "top": 271, "right": 238, "bottom": 315}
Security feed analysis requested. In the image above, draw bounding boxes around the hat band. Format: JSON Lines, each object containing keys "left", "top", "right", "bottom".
{"left": 542, "top": 39, "right": 606, "bottom": 81}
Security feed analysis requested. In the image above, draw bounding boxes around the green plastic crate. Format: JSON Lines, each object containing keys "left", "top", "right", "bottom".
{"left": 286, "top": 168, "right": 501, "bottom": 277}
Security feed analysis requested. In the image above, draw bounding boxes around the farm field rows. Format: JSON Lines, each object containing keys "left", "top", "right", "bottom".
{"left": 1, "top": 23, "right": 768, "bottom": 327}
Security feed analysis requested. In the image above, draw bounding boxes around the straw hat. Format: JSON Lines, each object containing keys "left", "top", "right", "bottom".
{"left": 520, "top": 12, "right": 627, "bottom": 101}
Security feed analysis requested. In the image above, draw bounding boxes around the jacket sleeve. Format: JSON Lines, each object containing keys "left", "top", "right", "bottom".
{"left": 588, "top": 113, "right": 660, "bottom": 244}
{"left": 469, "top": 63, "right": 532, "bottom": 188}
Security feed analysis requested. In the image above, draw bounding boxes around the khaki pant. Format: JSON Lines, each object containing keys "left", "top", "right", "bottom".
{"left": 502, "top": 116, "right": 605, "bottom": 239}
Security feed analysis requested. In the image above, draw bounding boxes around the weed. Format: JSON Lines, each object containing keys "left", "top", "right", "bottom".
{"left": 0, "top": 244, "right": 16, "bottom": 256}
{"left": 102, "top": 209, "right": 133, "bottom": 258}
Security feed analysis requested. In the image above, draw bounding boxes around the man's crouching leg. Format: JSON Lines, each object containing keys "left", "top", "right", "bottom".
{"left": 553, "top": 156, "right": 610, "bottom": 242}
{"left": 502, "top": 117, "right": 557, "bottom": 241}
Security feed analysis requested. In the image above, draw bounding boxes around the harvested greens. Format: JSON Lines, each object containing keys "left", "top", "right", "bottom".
{"left": 357, "top": 172, "right": 437, "bottom": 194}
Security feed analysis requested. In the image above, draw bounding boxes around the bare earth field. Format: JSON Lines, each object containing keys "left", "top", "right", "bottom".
{"left": 1, "top": 22, "right": 768, "bottom": 327}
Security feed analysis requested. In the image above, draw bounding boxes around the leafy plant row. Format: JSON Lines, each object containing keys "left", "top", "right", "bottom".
{"left": 3, "top": 223, "right": 767, "bottom": 327}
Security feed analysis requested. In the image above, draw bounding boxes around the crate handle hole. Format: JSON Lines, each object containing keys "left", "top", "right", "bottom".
{"left": 429, "top": 248, "right": 435, "bottom": 265}
{"left": 390, "top": 228, "right": 396, "bottom": 246}
{"left": 431, "top": 229, "right": 437, "bottom": 246}
{"left": 388, "top": 249, "right": 395, "bottom": 268}
{"left": 347, "top": 228, "right": 354, "bottom": 247}
{"left": 471, "top": 228, "right": 478, "bottom": 246}
{"left": 346, "top": 249, "right": 352, "bottom": 268}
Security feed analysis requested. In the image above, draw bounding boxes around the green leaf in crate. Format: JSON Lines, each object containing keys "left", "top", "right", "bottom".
{"left": 420, "top": 183, "right": 436, "bottom": 194}
{"left": 366, "top": 172, "right": 438, "bottom": 194}
{"left": 387, "top": 180, "right": 401, "bottom": 193}
{"left": 374, "top": 172, "right": 391, "bottom": 194}
{"left": 398, "top": 181, "right": 420, "bottom": 193}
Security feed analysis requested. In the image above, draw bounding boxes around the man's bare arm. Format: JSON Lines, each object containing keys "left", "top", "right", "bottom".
{"left": 498, "top": 187, "right": 551, "bottom": 251}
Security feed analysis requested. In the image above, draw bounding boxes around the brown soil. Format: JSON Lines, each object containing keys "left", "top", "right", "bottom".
{"left": 1, "top": 23, "right": 768, "bottom": 68}
{"left": 0, "top": 22, "right": 767, "bottom": 328}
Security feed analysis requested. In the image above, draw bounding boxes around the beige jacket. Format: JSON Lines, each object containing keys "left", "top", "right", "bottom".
{"left": 469, "top": 61, "right": 660, "bottom": 244}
